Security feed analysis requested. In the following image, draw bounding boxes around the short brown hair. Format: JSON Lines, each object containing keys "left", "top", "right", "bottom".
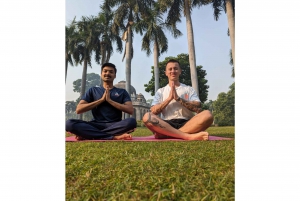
{"left": 166, "top": 59, "right": 180, "bottom": 68}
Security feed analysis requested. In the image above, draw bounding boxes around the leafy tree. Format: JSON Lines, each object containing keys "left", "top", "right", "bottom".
{"left": 202, "top": 99, "right": 214, "bottom": 111}
{"left": 213, "top": 82, "right": 234, "bottom": 126}
{"left": 137, "top": 2, "right": 182, "bottom": 92}
{"left": 146, "top": 99, "right": 153, "bottom": 105}
{"left": 72, "top": 73, "right": 100, "bottom": 94}
{"left": 158, "top": 0, "right": 211, "bottom": 96}
{"left": 144, "top": 53, "right": 209, "bottom": 103}
{"left": 211, "top": 0, "right": 235, "bottom": 74}
{"left": 65, "top": 101, "right": 77, "bottom": 121}
{"left": 65, "top": 101, "right": 76, "bottom": 114}
{"left": 71, "top": 73, "right": 101, "bottom": 121}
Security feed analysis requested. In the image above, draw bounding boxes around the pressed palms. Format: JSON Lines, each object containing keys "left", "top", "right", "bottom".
{"left": 103, "top": 0, "right": 153, "bottom": 118}
{"left": 159, "top": 0, "right": 210, "bottom": 96}
{"left": 138, "top": 3, "right": 182, "bottom": 92}
{"left": 65, "top": 18, "right": 76, "bottom": 83}
{"left": 73, "top": 16, "right": 101, "bottom": 119}
{"left": 211, "top": 0, "right": 235, "bottom": 74}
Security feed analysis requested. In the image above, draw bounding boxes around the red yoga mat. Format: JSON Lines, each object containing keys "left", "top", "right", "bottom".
{"left": 65, "top": 135, "right": 233, "bottom": 142}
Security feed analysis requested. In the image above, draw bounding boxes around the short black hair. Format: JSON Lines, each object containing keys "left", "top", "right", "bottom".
{"left": 101, "top": 63, "right": 117, "bottom": 74}
{"left": 166, "top": 59, "right": 180, "bottom": 68}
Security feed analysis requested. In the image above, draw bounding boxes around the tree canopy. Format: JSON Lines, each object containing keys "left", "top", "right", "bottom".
{"left": 144, "top": 53, "right": 209, "bottom": 103}
{"left": 212, "top": 82, "right": 235, "bottom": 126}
{"left": 73, "top": 73, "right": 100, "bottom": 94}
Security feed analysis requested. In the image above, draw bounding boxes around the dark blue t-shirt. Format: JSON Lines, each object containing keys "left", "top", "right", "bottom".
{"left": 82, "top": 86, "right": 131, "bottom": 122}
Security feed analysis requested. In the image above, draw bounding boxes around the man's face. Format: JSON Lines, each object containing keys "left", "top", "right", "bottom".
{"left": 101, "top": 66, "right": 116, "bottom": 82}
{"left": 165, "top": 62, "right": 181, "bottom": 81}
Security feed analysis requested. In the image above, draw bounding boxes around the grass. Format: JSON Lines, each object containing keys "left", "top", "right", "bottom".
{"left": 66, "top": 126, "right": 235, "bottom": 200}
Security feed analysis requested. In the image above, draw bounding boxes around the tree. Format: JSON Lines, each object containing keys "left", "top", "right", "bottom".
{"left": 73, "top": 16, "right": 101, "bottom": 119}
{"left": 65, "top": 18, "right": 77, "bottom": 83}
{"left": 137, "top": 2, "right": 182, "bottom": 93}
{"left": 71, "top": 73, "right": 101, "bottom": 121}
{"left": 65, "top": 101, "right": 77, "bottom": 121}
{"left": 96, "top": 6, "right": 123, "bottom": 85}
{"left": 158, "top": 0, "right": 211, "bottom": 97}
{"left": 202, "top": 99, "right": 214, "bottom": 111}
{"left": 144, "top": 53, "right": 209, "bottom": 103}
{"left": 65, "top": 101, "right": 76, "bottom": 114}
{"left": 213, "top": 82, "right": 234, "bottom": 126}
{"left": 211, "top": 0, "right": 235, "bottom": 74}
{"left": 229, "top": 49, "right": 234, "bottom": 78}
{"left": 72, "top": 73, "right": 100, "bottom": 94}
{"left": 103, "top": 0, "right": 154, "bottom": 118}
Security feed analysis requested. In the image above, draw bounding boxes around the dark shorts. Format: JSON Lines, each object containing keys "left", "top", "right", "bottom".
{"left": 163, "top": 119, "right": 189, "bottom": 129}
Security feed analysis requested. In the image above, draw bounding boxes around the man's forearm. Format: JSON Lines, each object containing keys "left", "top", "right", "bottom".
{"left": 107, "top": 100, "right": 134, "bottom": 115}
{"left": 76, "top": 99, "right": 105, "bottom": 114}
{"left": 176, "top": 97, "right": 202, "bottom": 113}
{"left": 151, "top": 99, "right": 171, "bottom": 115}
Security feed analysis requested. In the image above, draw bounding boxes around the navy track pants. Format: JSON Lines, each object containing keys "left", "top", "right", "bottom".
{"left": 66, "top": 118, "right": 137, "bottom": 140}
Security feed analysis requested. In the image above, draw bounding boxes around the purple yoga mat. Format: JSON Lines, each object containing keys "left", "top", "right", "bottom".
{"left": 65, "top": 135, "right": 233, "bottom": 142}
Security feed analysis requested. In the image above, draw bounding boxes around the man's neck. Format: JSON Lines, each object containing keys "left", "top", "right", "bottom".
{"left": 168, "top": 81, "right": 180, "bottom": 87}
{"left": 102, "top": 82, "right": 114, "bottom": 89}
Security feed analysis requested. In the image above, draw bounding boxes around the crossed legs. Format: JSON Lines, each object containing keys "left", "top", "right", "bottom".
{"left": 66, "top": 118, "right": 137, "bottom": 140}
{"left": 142, "top": 110, "right": 213, "bottom": 141}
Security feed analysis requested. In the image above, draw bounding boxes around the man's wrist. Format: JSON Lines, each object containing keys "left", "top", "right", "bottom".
{"left": 175, "top": 96, "right": 181, "bottom": 101}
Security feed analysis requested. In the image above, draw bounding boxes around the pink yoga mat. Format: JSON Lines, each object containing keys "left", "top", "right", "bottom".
{"left": 65, "top": 135, "right": 233, "bottom": 142}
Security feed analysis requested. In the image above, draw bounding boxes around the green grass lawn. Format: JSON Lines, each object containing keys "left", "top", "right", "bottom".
{"left": 66, "top": 126, "right": 235, "bottom": 201}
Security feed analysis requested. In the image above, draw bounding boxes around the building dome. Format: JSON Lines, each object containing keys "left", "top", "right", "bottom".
{"left": 136, "top": 93, "right": 146, "bottom": 103}
{"left": 114, "top": 81, "right": 136, "bottom": 96}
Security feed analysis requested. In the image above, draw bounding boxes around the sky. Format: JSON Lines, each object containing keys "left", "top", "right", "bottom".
{"left": 65, "top": 0, "right": 234, "bottom": 102}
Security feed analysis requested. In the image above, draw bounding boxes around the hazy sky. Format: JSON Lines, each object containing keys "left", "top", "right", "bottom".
{"left": 65, "top": 0, "right": 234, "bottom": 102}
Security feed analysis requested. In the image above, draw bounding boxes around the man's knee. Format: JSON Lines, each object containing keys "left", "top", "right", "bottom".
{"left": 202, "top": 110, "right": 214, "bottom": 123}
{"left": 66, "top": 119, "right": 74, "bottom": 132}
{"left": 142, "top": 112, "right": 151, "bottom": 124}
{"left": 125, "top": 118, "right": 137, "bottom": 128}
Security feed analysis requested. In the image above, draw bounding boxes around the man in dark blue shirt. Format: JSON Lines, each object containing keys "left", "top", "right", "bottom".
{"left": 66, "top": 63, "right": 136, "bottom": 140}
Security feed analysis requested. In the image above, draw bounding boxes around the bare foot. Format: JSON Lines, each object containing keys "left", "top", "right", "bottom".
{"left": 187, "top": 131, "right": 209, "bottom": 141}
{"left": 75, "top": 135, "right": 86, "bottom": 141}
{"left": 113, "top": 133, "right": 132, "bottom": 140}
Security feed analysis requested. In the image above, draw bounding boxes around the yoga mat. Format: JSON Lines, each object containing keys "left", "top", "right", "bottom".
{"left": 66, "top": 135, "right": 233, "bottom": 142}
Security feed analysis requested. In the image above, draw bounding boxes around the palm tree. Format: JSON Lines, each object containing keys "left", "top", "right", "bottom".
{"left": 96, "top": 6, "right": 123, "bottom": 85}
{"left": 159, "top": 0, "right": 210, "bottom": 97}
{"left": 229, "top": 49, "right": 234, "bottom": 78}
{"left": 73, "top": 16, "right": 101, "bottom": 119}
{"left": 137, "top": 3, "right": 182, "bottom": 92}
{"left": 103, "top": 0, "right": 153, "bottom": 118}
{"left": 65, "top": 18, "right": 76, "bottom": 83}
{"left": 211, "top": 0, "right": 235, "bottom": 74}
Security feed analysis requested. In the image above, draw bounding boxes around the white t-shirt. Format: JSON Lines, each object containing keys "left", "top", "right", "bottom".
{"left": 151, "top": 83, "right": 200, "bottom": 120}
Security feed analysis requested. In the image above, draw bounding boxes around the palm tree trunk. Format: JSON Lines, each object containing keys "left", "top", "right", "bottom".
{"left": 184, "top": 0, "right": 199, "bottom": 97}
{"left": 226, "top": 0, "right": 235, "bottom": 74}
{"left": 78, "top": 58, "right": 88, "bottom": 120}
{"left": 100, "top": 44, "right": 106, "bottom": 87}
{"left": 153, "top": 41, "right": 159, "bottom": 92}
{"left": 125, "top": 26, "right": 132, "bottom": 119}
{"left": 65, "top": 57, "right": 68, "bottom": 84}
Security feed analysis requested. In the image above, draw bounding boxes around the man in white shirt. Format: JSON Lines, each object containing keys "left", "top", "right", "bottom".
{"left": 142, "top": 59, "right": 213, "bottom": 140}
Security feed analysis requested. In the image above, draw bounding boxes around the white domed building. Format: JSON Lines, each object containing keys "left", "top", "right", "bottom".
{"left": 114, "top": 81, "right": 151, "bottom": 120}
